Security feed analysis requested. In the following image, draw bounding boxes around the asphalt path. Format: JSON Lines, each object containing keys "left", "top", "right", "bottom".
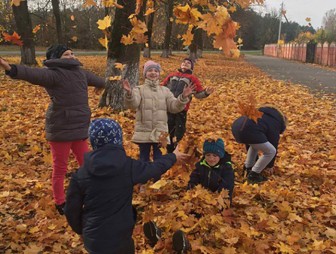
{"left": 244, "top": 54, "right": 336, "bottom": 94}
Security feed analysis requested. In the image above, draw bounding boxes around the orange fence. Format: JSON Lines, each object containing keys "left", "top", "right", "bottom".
{"left": 263, "top": 42, "right": 336, "bottom": 67}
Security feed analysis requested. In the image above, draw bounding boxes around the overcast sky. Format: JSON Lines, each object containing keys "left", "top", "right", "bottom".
{"left": 252, "top": 0, "right": 335, "bottom": 28}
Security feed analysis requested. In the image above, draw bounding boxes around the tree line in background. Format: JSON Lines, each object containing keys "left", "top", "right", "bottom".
{"left": 1, "top": 0, "right": 335, "bottom": 111}
{"left": 1, "top": 0, "right": 335, "bottom": 53}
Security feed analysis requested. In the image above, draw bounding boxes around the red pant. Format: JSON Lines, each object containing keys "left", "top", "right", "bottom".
{"left": 49, "top": 140, "right": 89, "bottom": 205}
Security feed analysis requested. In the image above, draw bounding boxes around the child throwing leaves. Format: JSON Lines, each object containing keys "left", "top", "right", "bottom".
{"left": 123, "top": 60, "right": 194, "bottom": 162}
{"left": 231, "top": 105, "right": 287, "bottom": 184}
{"left": 143, "top": 138, "right": 234, "bottom": 253}
{"left": 0, "top": 45, "right": 105, "bottom": 215}
{"left": 162, "top": 58, "right": 214, "bottom": 153}
{"left": 65, "top": 118, "right": 190, "bottom": 254}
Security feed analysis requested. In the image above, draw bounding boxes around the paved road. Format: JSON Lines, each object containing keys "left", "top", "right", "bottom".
{"left": 244, "top": 55, "right": 336, "bottom": 94}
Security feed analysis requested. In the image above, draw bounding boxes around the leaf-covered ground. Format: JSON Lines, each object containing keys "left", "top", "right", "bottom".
{"left": 0, "top": 54, "right": 335, "bottom": 254}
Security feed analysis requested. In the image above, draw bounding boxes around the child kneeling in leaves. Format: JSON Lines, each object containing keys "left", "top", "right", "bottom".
{"left": 64, "top": 118, "right": 189, "bottom": 254}
{"left": 143, "top": 138, "right": 235, "bottom": 253}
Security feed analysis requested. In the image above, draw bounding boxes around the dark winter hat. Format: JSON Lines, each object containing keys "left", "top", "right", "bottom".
{"left": 89, "top": 118, "right": 123, "bottom": 150}
{"left": 46, "top": 44, "right": 71, "bottom": 60}
{"left": 183, "top": 58, "right": 194, "bottom": 70}
{"left": 143, "top": 60, "right": 161, "bottom": 77}
{"left": 203, "top": 138, "right": 225, "bottom": 158}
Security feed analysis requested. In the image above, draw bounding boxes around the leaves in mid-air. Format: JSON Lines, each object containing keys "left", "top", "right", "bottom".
{"left": 2, "top": 31, "right": 23, "bottom": 46}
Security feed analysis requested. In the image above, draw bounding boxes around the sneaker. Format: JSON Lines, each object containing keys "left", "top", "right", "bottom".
{"left": 55, "top": 202, "right": 65, "bottom": 215}
{"left": 247, "top": 171, "right": 268, "bottom": 184}
{"left": 172, "top": 230, "right": 191, "bottom": 253}
{"left": 242, "top": 165, "right": 252, "bottom": 177}
{"left": 143, "top": 221, "right": 162, "bottom": 247}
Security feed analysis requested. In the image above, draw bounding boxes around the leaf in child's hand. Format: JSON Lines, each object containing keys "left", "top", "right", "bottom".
{"left": 158, "top": 132, "right": 169, "bottom": 149}
{"left": 149, "top": 179, "right": 168, "bottom": 189}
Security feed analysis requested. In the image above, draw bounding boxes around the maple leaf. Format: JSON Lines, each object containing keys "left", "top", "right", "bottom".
{"left": 97, "top": 15, "right": 111, "bottom": 30}
{"left": 237, "top": 95, "right": 263, "bottom": 122}
{"left": 121, "top": 34, "right": 134, "bottom": 45}
{"left": 305, "top": 17, "right": 311, "bottom": 22}
{"left": 174, "top": 4, "right": 202, "bottom": 25}
{"left": 135, "top": 0, "right": 142, "bottom": 14}
{"left": 144, "top": 8, "right": 155, "bottom": 16}
{"left": 32, "top": 25, "right": 41, "bottom": 34}
{"left": 114, "top": 63, "right": 126, "bottom": 70}
{"left": 70, "top": 15, "right": 75, "bottom": 21}
{"left": 83, "top": 0, "right": 97, "bottom": 8}
{"left": 2, "top": 31, "right": 23, "bottom": 46}
{"left": 71, "top": 36, "right": 78, "bottom": 42}
{"left": 98, "top": 36, "right": 108, "bottom": 49}
{"left": 228, "top": 5, "right": 237, "bottom": 13}
{"left": 158, "top": 132, "right": 169, "bottom": 149}
{"left": 129, "top": 16, "right": 147, "bottom": 34}
{"left": 108, "top": 76, "right": 122, "bottom": 81}
{"left": 11, "top": 0, "right": 22, "bottom": 6}
{"left": 181, "top": 25, "right": 194, "bottom": 46}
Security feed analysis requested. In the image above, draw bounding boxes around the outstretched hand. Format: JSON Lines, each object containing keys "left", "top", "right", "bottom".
{"left": 173, "top": 145, "right": 190, "bottom": 163}
{"left": 122, "top": 79, "right": 132, "bottom": 95}
{"left": 205, "top": 87, "right": 214, "bottom": 95}
{"left": 182, "top": 83, "right": 196, "bottom": 98}
{"left": 0, "top": 57, "right": 11, "bottom": 71}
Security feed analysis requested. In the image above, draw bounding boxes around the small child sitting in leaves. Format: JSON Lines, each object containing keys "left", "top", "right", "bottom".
{"left": 188, "top": 138, "right": 235, "bottom": 204}
{"left": 143, "top": 138, "right": 234, "bottom": 253}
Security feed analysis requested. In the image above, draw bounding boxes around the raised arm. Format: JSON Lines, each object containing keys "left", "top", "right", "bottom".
{"left": 131, "top": 147, "right": 190, "bottom": 184}
{"left": 123, "top": 79, "right": 141, "bottom": 109}
{"left": 84, "top": 70, "right": 105, "bottom": 89}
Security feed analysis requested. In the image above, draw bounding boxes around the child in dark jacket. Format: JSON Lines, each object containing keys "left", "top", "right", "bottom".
{"left": 64, "top": 118, "right": 189, "bottom": 254}
{"left": 0, "top": 45, "right": 105, "bottom": 214}
{"left": 143, "top": 138, "right": 234, "bottom": 253}
{"left": 231, "top": 105, "right": 287, "bottom": 184}
{"left": 162, "top": 58, "right": 214, "bottom": 153}
{"left": 188, "top": 138, "right": 235, "bottom": 204}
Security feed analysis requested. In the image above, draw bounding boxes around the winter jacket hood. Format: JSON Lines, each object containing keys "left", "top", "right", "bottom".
{"left": 84, "top": 144, "right": 127, "bottom": 177}
{"left": 43, "top": 58, "right": 83, "bottom": 68}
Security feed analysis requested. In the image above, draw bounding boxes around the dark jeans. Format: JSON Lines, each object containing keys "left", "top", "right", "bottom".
{"left": 167, "top": 111, "right": 187, "bottom": 153}
{"left": 138, "top": 143, "right": 162, "bottom": 162}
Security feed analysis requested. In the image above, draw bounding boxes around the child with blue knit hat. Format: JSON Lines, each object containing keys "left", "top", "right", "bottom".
{"left": 143, "top": 138, "right": 235, "bottom": 253}
{"left": 65, "top": 118, "right": 190, "bottom": 254}
{"left": 188, "top": 138, "right": 235, "bottom": 203}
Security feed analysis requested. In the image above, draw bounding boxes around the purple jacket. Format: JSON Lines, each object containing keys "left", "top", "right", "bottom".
{"left": 6, "top": 59, "right": 105, "bottom": 141}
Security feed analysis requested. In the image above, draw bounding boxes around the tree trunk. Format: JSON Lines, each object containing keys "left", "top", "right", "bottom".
{"left": 161, "top": 0, "right": 173, "bottom": 58}
{"left": 143, "top": 1, "right": 155, "bottom": 58}
{"left": 51, "top": 0, "right": 63, "bottom": 44}
{"left": 194, "top": 28, "right": 203, "bottom": 58}
{"left": 12, "top": 1, "right": 36, "bottom": 65}
{"left": 99, "top": 0, "right": 141, "bottom": 111}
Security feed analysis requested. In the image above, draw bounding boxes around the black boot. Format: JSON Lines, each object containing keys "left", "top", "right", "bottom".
{"left": 55, "top": 202, "right": 65, "bottom": 215}
{"left": 247, "top": 171, "right": 268, "bottom": 184}
{"left": 143, "top": 221, "right": 162, "bottom": 247}
{"left": 172, "top": 230, "right": 191, "bottom": 253}
{"left": 242, "top": 165, "right": 252, "bottom": 177}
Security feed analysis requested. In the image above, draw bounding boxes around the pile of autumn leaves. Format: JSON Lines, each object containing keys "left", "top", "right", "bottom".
{"left": 0, "top": 54, "right": 335, "bottom": 254}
